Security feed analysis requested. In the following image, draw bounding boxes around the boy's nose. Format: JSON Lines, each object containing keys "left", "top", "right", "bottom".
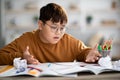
{"left": 55, "top": 28, "right": 61, "bottom": 34}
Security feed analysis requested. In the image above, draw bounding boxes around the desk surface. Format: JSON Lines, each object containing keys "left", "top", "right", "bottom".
{"left": 0, "top": 73, "right": 120, "bottom": 80}
{"left": 0, "top": 66, "right": 120, "bottom": 80}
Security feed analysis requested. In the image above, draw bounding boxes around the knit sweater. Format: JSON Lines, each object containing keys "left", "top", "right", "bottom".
{"left": 0, "top": 29, "right": 91, "bottom": 65}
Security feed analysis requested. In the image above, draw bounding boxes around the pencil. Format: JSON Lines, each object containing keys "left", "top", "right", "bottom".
{"left": 27, "top": 66, "right": 43, "bottom": 72}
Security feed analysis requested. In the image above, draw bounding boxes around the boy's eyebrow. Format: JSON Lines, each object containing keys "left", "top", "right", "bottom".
{"left": 52, "top": 23, "right": 66, "bottom": 27}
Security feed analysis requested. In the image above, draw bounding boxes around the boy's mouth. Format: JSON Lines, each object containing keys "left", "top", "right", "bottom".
{"left": 53, "top": 37, "right": 59, "bottom": 40}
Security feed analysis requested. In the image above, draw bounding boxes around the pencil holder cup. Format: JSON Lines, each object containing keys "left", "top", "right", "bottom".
{"left": 98, "top": 50, "right": 111, "bottom": 57}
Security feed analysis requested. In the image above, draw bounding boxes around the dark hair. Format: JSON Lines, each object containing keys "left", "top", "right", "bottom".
{"left": 39, "top": 3, "right": 68, "bottom": 24}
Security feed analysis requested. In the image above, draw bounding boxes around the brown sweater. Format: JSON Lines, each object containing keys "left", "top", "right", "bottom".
{"left": 0, "top": 29, "right": 91, "bottom": 65}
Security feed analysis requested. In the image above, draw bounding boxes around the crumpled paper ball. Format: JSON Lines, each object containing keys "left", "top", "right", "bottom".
{"left": 98, "top": 56, "right": 113, "bottom": 69}
{"left": 13, "top": 57, "right": 27, "bottom": 73}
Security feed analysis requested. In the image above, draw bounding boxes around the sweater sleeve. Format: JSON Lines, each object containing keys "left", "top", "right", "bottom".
{"left": 0, "top": 39, "right": 24, "bottom": 65}
{"left": 0, "top": 32, "right": 31, "bottom": 65}
{"left": 75, "top": 40, "right": 92, "bottom": 62}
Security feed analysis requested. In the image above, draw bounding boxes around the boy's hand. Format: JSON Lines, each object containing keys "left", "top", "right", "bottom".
{"left": 23, "top": 46, "right": 40, "bottom": 64}
{"left": 85, "top": 44, "right": 101, "bottom": 62}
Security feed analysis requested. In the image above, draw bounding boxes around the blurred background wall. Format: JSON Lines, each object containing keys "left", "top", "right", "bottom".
{"left": 0, "top": 0, "right": 5, "bottom": 48}
{"left": 0, "top": 0, "right": 120, "bottom": 59}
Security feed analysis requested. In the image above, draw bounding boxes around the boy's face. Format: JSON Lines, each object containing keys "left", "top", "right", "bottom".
{"left": 38, "top": 20, "right": 67, "bottom": 44}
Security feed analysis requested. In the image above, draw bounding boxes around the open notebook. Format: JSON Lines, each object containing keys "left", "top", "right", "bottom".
{"left": 0, "top": 62, "right": 120, "bottom": 77}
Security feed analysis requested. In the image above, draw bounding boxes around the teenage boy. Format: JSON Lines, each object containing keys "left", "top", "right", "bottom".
{"left": 0, "top": 3, "right": 102, "bottom": 65}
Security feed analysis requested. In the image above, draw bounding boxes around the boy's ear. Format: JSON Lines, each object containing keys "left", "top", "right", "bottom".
{"left": 38, "top": 20, "right": 43, "bottom": 30}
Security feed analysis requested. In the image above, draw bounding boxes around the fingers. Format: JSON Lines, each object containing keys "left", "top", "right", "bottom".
{"left": 23, "top": 46, "right": 30, "bottom": 59}
{"left": 24, "top": 46, "right": 30, "bottom": 55}
{"left": 93, "top": 44, "right": 98, "bottom": 50}
{"left": 95, "top": 51, "right": 102, "bottom": 57}
{"left": 27, "top": 57, "right": 40, "bottom": 65}
{"left": 85, "top": 49, "right": 101, "bottom": 63}
{"left": 26, "top": 46, "right": 29, "bottom": 51}
{"left": 85, "top": 55, "right": 100, "bottom": 62}
{"left": 24, "top": 46, "right": 40, "bottom": 65}
{"left": 28, "top": 55, "right": 40, "bottom": 65}
{"left": 24, "top": 46, "right": 29, "bottom": 52}
{"left": 32, "top": 60, "right": 40, "bottom": 65}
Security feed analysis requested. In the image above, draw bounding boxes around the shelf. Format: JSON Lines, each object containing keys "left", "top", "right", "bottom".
{"left": 66, "top": 24, "right": 120, "bottom": 35}
{"left": 86, "top": 24, "right": 120, "bottom": 29}
{"left": 5, "top": 9, "right": 39, "bottom": 14}
{"left": 67, "top": 24, "right": 120, "bottom": 29}
{"left": 86, "top": 25, "right": 120, "bottom": 30}
{"left": 6, "top": 24, "right": 37, "bottom": 31}
{"left": 82, "top": 9, "right": 120, "bottom": 14}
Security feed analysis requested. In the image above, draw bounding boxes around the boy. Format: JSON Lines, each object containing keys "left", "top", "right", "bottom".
{"left": 0, "top": 3, "right": 101, "bottom": 65}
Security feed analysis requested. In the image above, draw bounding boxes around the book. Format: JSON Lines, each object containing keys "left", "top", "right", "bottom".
{"left": 0, "top": 62, "right": 120, "bottom": 77}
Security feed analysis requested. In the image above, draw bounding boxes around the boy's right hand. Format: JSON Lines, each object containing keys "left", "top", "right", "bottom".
{"left": 23, "top": 46, "right": 40, "bottom": 64}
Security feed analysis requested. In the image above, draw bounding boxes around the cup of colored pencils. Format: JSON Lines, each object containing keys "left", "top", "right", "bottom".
{"left": 98, "top": 41, "right": 112, "bottom": 57}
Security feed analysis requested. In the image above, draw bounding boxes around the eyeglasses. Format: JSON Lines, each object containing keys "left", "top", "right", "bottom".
{"left": 45, "top": 23, "right": 66, "bottom": 33}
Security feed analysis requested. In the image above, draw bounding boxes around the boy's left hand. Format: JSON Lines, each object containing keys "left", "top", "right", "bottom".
{"left": 85, "top": 44, "right": 101, "bottom": 62}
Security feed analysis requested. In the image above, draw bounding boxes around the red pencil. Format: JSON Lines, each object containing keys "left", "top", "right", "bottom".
{"left": 27, "top": 66, "right": 43, "bottom": 72}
